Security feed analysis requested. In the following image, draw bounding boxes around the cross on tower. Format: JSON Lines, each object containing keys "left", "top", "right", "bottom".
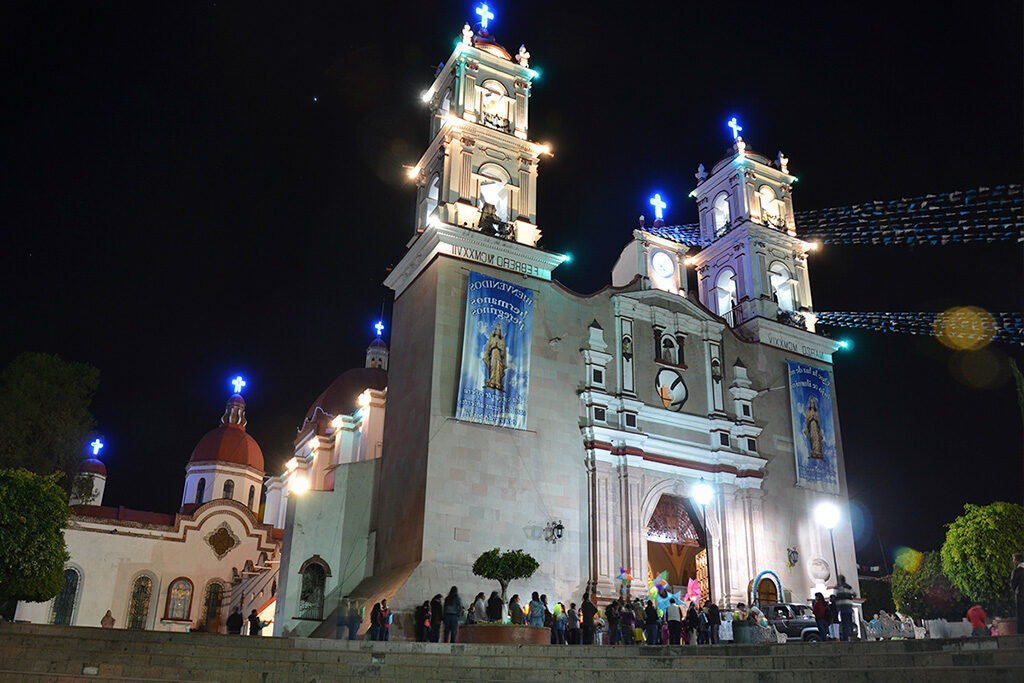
{"left": 728, "top": 117, "right": 743, "bottom": 140}
{"left": 475, "top": 3, "right": 494, "bottom": 30}
{"left": 374, "top": 320, "right": 385, "bottom": 336}
{"left": 90, "top": 438, "right": 104, "bottom": 456}
{"left": 649, "top": 193, "right": 667, "bottom": 220}
{"left": 231, "top": 376, "right": 246, "bottom": 394}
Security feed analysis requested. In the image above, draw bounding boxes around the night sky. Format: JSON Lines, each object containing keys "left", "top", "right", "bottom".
{"left": 2, "top": 2, "right": 1022, "bottom": 571}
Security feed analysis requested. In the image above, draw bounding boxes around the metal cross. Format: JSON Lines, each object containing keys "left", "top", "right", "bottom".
{"left": 374, "top": 320, "right": 384, "bottom": 336}
{"left": 231, "top": 376, "right": 246, "bottom": 394}
{"left": 476, "top": 4, "right": 494, "bottom": 29}
{"left": 649, "top": 194, "right": 667, "bottom": 220}
{"left": 90, "top": 438, "right": 104, "bottom": 456}
{"left": 728, "top": 117, "right": 743, "bottom": 140}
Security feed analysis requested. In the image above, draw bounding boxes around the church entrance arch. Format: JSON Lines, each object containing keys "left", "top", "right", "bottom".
{"left": 748, "top": 570, "right": 782, "bottom": 606}
{"left": 645, "top": 493, "right": 708, "bottom": 601}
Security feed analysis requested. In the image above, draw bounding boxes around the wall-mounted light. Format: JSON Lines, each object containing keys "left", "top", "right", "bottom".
{"left": 544, "top": 520, "right": 564, "bottom": 543}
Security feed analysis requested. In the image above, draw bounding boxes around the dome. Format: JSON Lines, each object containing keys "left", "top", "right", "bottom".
{"left": 303, "top": 367, "right": 388, "bottom": 423}
{"left": 368, "top": 338, "right": 387, "bottom": 349}
{"left": 80, "top": 457, "right": 106, "bottom": 476}
{"left": 474, "top": 33, "right": 512, "bottom": 60}
{"left": 189, "top": 423, "right": 265, "bottom": 471}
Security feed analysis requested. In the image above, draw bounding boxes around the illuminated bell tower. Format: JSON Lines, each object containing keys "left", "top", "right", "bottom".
{"left": 689, "top": 122, "right": 818, "bottom": 335}
{"left": 410, "top": 16, "right": 547, "bottom": 246}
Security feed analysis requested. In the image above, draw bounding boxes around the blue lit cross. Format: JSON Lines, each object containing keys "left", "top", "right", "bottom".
{"left": 649, "top": 193, "right": 667, "bottom": 220}
{"left": 231, "top": 376, "right": 246, "bottom": 394}
{"left": 476, "top": 3, "right": 494, "bottom": 30}
{"left": 374, "top": 320, "right": 385, "bottom": 336}
{"left": 90, "top": 438, "right": 104, "bottom": 456}
{"left": 727, "top": 117, "right": 743, "bottom": 140}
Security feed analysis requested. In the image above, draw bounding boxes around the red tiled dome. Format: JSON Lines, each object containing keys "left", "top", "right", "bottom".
{"left": 80, "top": 457, "right": 106, "bottom": 476}
{"left": 189, "top": 423, "right": 264, "bottom": 471}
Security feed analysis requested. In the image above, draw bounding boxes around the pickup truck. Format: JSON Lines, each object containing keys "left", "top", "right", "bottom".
{"left": 760, "top": 603, "right": 823, "bottom": 641}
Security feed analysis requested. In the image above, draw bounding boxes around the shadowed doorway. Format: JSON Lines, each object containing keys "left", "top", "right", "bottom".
{"left": 646, "top": 494, "right": 708, "bottom": 599}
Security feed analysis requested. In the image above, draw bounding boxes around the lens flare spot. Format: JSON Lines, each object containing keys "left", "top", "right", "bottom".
{"left": 934, "top": 306, "right": 995, "bottom": 351}
{"left": 893, "top": 546, "right": 923, "bottom": 573}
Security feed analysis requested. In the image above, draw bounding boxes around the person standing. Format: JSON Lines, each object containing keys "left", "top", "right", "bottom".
{"left": 812, "top": 593, "right": 829, "bottom": 641}
{"left": 369, "top": 603, "right": 382, "bottom": 641}
{"left": 542, "top": 594, "right": 554, "bottom": 644}
{"left": 414, "top": 601, "right": 429, "bottom": 641}
{"left": 834, "top": 576, "right": 857, "bottom": 642}
{"left": 966, "top": 604, "right": 988, "bottom": 637}
{"left": 226, "top": 608, "right": 243, "bottom": 635}
{"left": 566, "top": 603, "right": 580, "bottom": 644}
{"left": 349, "top": 600, "right": 363, "bottom": 641}
{"left": 429, "top": 594, "right": 443, "bottom": 641}
{"left": 581, "top": 593, "right": 598, "bottom": 645}
{"left": 528, "top": 592, "right": 545, "bottom": 627}
{"left": 487, "top": 591, "right": 503, "bottom": 622}
{"left": 684, "top": 602, "right": 699, "bottom": 645}
{"left": 443, "top": 586, "right": 462, "bottom": 643}
{"left": 1011, "top": 553, "right": 1024, "bottom": 633}
{"left": 509, "top": 594, "right": 524, "bottom": 625}
{"left": 619, "top": 601, "right": 635, "bottom": 644}
{"left": 606, "top": 598, "right": 621, "bottom": 646}
{"left": 471, "top": 592, "right": 486, "bottom": 625}
{"left": 697, "top": 606, "right": 710, "bottom": 644}
{"left": 828, "top": 595, "right": 840, "bottom": 640}
{"left": 706, "top": 601, "right": 721, "bottom": 644}
{"left": 554, "top": 603, "right": 567, "bottom": 644}
{"left": 644, "top": 600, "right": 660, "bottom": 645}
{"left": 247, "top": 609, "right": 265, "bottom": 637}
{"left": 665, "top": 598, "right": 683, "bottom": 645}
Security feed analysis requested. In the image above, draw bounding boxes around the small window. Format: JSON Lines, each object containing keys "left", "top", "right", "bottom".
{"left": 742, "top": 404, "right": 751, "bottom": 417}
{"left": 247, "top": 485, "right": 256, "bottom": 509}
{"left": 49, "top": 568, "right": 80, "bottom": 626}
{"left": 194, "top": 478, "right": 206, "bottom": 504}
{"left": 165, "top": 578, "right": 193, "bottom": 621}
{"left": 675, "top": 336, "right": 685, "bottom": 366}
{"left": 625, "top": 413, "right": 637, "bottom": 428}
{"left": 747, "top": 438, "right": 757, "bottom": 452}
{"left": 126, "top": 575, "right": 153, "bottom": 630}
{"left": 592, "top": 368, "right": 603, "bottom": 385}
{"left": 719, "top": 433, "right": 730, "bottom": 447}
{"left": 594, "top": 407, "right": 606, "bottom": 422}
{"left": 222, "top": 480, "right": 234, "bottom": 500}
{"left": 661, "top": 337, "right": 676, "bottom": 364}
{"left": 298, "top": 564, "right": 327, "bottom": 620}
{"left": 203, "top": 582, "right": 224, "bottom": 628}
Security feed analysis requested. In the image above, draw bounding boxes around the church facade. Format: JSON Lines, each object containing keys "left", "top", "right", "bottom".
{"left": 271, "top": 19, "right": 859, "bottom": 638}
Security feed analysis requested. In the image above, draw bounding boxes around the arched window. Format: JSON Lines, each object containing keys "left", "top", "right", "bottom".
{"left": 660, "top": 337, "right": 676, "bottom": 364}
{"left": 222, "top": 480, "right": 234, "bottom": 500}
{"left": 715, "top": 269, "right": 738, "bottom": 324}
{"left": 194, "top": 478, "right": 206, "bottom": 504}
{"left": 126, "top": 575, "right": 153, "bottom": 630}
{"left": 202, "top": 582, "right": 224, "bottom": 627}
{"left": 769, "top": 262, "right": 795, "bottom": 312}
{"left": 425, "top": 175, "right": 440, "bottom": 227}
{"left": 478, "top": 80, "right": 511, "bottom": 132}
{"left": 759, "top": 185, "right": 783, "bottom": 228}
{"left": 165, "top": 577, "right": 193, "bottom": 621}
{"left": 247, "top": 485, "right": 256, "bottom": 509}
{"left": 49, "top": 568, "right": 80, "bottom": 625}
{"left": 713, "top": 192, "right": 731, "bottom": 235}
{"left": 478, "top": 163, "right": 511, "bottom": 224}
{"left": 297, "top": 561, "right": 328, "bottom": 620}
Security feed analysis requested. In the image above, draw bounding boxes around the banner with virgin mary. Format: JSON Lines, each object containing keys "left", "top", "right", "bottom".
{"left": 787, "top": 360, "right": 840, "bottom": 494}
{"left": 455, "top": 271, "right": 534, "bottom": 429}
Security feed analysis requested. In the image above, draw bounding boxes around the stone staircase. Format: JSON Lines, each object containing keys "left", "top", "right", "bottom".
{"left": 2, "top": 623, "right": 1023, "bottom": 682}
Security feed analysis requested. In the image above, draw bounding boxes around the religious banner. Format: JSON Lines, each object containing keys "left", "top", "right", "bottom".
{"left": 455, "top": 270, "right": 534, "bottom": 429}
{"left": 787, "top": 360, "right": 840, "bottom": 494}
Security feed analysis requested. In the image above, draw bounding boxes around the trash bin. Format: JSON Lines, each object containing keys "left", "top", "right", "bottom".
{"left": 732, "top": 620, "right": 753, "bottom": 644}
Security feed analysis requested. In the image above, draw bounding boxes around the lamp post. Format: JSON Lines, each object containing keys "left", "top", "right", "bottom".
{"left": 815, "top": 501, "right": 841, "bottom": 584}
{"left": 691, "top": 479, "right": 714, "bottom": 604}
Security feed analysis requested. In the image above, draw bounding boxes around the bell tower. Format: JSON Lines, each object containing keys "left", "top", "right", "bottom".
{"left": 689, "top": 121, "right": 818, "bottom": 333}
{"left": 410, "top": 15, "right": 547, "bottom": 246}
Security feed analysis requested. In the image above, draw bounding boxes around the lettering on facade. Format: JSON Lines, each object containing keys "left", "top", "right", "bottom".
{"left": 450, "top": 244, "right": 547, "bottom": 279}
{"left": 761, "top": 334, "right": 831, "bottom": 363}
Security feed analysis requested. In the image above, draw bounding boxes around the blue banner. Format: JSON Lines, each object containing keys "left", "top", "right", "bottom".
{"left": 787, "top": 360, "right": 840, "bottom": 494}
{"left": 456, "top": 271, "right": 533, "bottom": 429}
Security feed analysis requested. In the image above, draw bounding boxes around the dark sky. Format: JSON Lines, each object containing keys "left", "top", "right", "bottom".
{"left": 2, "top": 2, "right": 1022, "bottom": 570}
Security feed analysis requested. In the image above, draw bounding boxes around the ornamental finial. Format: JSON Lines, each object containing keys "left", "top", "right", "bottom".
{"left": 516, "top": 45, "right": 531, "bottom": 67}
{"left": 777, "top": 151, "right": 789, "bottom": 173}
{"left": 461, "top": 23, "right": 474, "bottom": 46}
{"left": 695, "top": 163, "right": 707, "bottom": 183}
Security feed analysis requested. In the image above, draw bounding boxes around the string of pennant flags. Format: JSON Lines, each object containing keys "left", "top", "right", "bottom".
{"left": 649, "top": 184, "right": 1023, "bottom": 247}
{"left": 815, "top": 311, "right": 1024, "bottom": 347}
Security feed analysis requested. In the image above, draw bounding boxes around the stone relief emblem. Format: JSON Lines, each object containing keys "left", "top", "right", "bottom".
{"left": 206, "top": 523, "right": 240, "bottom": 560}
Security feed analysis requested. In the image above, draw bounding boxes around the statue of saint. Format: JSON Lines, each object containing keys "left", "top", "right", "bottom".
{"left": 482, "top": 324, "right": 507, "bottom": 391}
{"left": 478, "top": 201, "right": 501, "bottom": 237}
{"left": 803, "top": 396, "right": 825, "bottom": 460}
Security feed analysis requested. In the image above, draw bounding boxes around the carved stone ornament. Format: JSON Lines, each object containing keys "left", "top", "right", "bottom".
{"left": 206, "top": 523, "right": 240, "bottom": 560}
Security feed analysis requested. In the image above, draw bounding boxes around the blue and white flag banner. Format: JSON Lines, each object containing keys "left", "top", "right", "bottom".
{"left": 455, "top": 271, "right": 534, "bottom": 429}
{"left": 787, "top": 360, "right": 840, "bottom": 494}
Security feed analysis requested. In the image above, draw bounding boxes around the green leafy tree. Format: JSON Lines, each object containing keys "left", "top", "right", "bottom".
{"left": 891, "top": 551, "right": 965, "bottom": 620}
{"left": 941, "top": 502, "right": 1024, "bottom": 614}
{"left": 0, "top": 469, "right": 70, "bottom": 604}
{"left": 0, "top": 353, "right": 100, "bottom": 492}
{"left": 859, "top": 576, "right": 895, "bottom": 618}
{"left": 472, "top": 548, "right": 540, "bottom": 607}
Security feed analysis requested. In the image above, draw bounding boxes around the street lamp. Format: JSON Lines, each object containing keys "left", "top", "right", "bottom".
{"left": 691, "top": 479, "right": 714, "bottom": 604}
{"left": 815, "top": 501, "right": 841, "bottom": 585}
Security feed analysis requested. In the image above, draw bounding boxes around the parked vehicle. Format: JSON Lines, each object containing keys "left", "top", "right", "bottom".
{"left": 760, "top": 603, "right": 822, "bottom": 641}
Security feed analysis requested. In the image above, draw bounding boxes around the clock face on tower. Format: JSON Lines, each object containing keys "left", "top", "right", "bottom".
{"left": 655, "top": 368, "right": 687, "bottom": 411}
{"left": 650, "top": 249, "right": 675, "bottom": 279}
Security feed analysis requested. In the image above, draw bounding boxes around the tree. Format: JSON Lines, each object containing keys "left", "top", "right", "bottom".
{"left": 0, "top": 469, "right": 70, "bottom": 605}
{"left": 941, "top": 502, "right": 1024, "bottom": 613}
{"left": 859, "top": 576, "right": 895, "bottom": 618}
{"left": 0, "top": 353, "right": 100, "bottom": 492}
{"left": 891, "top": 550, "right": 965, "bottom": 621}
{"left": 471, "top": 548, "right": 540, "bottom": 606}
